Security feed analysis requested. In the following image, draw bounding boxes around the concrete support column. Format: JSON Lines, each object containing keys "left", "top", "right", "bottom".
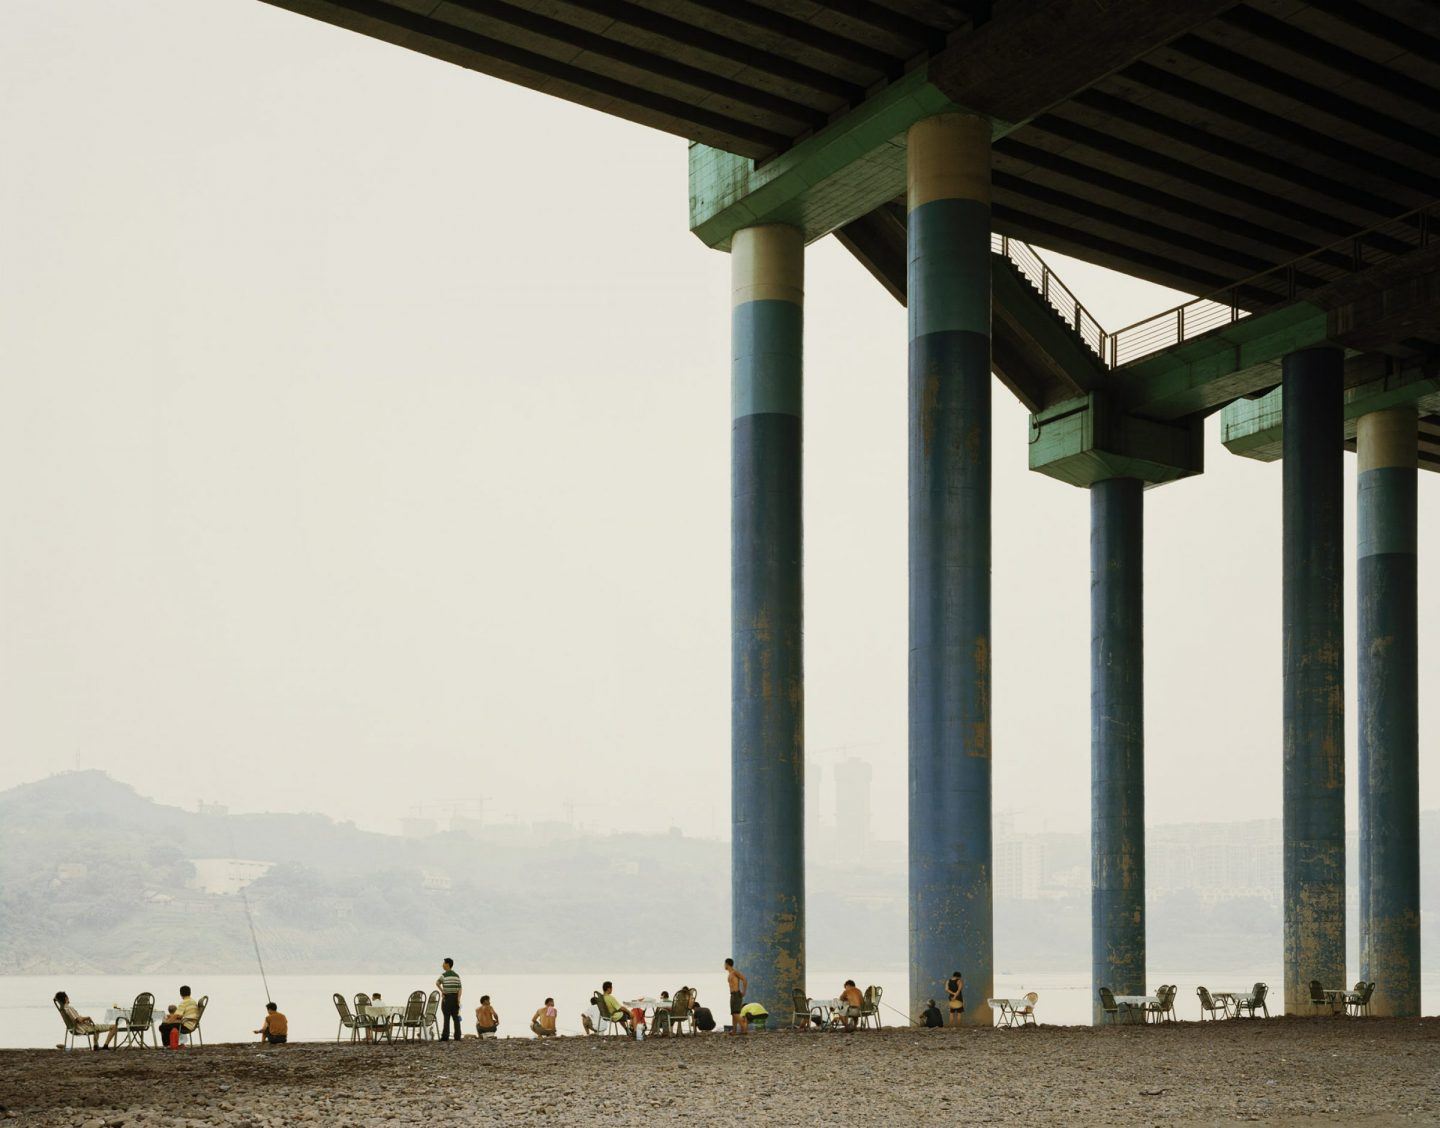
{"left": 1091, "top": 476, "right": 1145, "bottom": 1021}
{"left": 1281, "top": 346, "right": 1346, "bottom": 1014}
{"left": 1357, "top": 407, "right": 1420, "bottom": 1016}
{"left": 906, "top": 113, "right": 993, "bottom": 1024}
{"left": 731, "top": 223, "right": 805, "bottom": 1013}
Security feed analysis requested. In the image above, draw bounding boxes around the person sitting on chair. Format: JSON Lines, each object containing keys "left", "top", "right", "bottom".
{"left": 255, "top": 1002, "right": 288, "bottom": 1045}
{"left": 54, "top": 991, "right": 118, "bottom": 1049}
{"left": 598, "top": 982, "right": 632, "bottom": 1033}
{"left": 159, "top": 1005, "right": 184, "bottom": 1048}
{"left": 837, "top": 980, "right": 865, "bottom": 1031}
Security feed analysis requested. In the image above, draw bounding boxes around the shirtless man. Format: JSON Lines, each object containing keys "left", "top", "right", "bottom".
{"left": 725, "top": 958, "right": 748, "bottom": 1033}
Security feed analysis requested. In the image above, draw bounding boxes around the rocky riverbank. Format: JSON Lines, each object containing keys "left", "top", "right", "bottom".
{"left": 3, "top": 1017, "right": 1437, "bottom": 1125}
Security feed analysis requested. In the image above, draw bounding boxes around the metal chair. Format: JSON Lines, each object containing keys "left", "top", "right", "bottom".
{"left": 1308, "top": 979, "right": 1334, "bottom": 1013}
{"left": 334, "top": 993, "right": 362, "bottom": 1042}
{"left": 1347, "top": 981, "right": 1375, "bottom": 1017}
{"left": 395, "top": 990, "right": 426, "bottom": 1041}
{"left": 186, "top": 995, "right": 209, "bottom": 1045}
{"left": 1097, "top": 986, "right": 1121, "bottom": 1024}
{"left": 667, "top": 988, "right": 694, "bottom": 1036}
{"left": 422, "top": 990, "right": 441, "bottom": 1039}
{"left": 1236, "top": 982, "right": 1268, "bottom": 1019}
{"left": 1017, "top": 991, "right": 1039, "bottom": 1026}
{"left": 1196, "top": 986, "right": 1227, "bottom": 1021}
{"left": 117, "top": 992, "right": 157, "bottom": 1048}
{"left": 859, "top": 985, "right": 883, "bottom": 1030}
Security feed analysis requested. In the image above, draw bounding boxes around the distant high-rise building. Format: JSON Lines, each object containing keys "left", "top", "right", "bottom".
{"left": 833, "top": 756, "right": 873, "bottom": 864}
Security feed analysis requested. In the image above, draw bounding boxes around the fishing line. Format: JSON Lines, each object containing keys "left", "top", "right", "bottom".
{"left": 239, "top": 886, "right": 273, "bottom": 1005}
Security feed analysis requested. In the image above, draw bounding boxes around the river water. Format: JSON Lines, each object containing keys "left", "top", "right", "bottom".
{"left": 16, "top": 966, "right": 1433, "bottom": 1049}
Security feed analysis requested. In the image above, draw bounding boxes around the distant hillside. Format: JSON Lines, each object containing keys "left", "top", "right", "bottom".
{"left": 2, "top": 772, "right": 1433, "bottom": 976}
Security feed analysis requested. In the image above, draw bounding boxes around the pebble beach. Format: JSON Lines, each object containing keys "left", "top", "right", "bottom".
{"left": 3, "top": 1017, "right": 1438, "bottom": 1125}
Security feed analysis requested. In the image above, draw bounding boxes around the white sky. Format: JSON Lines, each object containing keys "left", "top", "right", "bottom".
{"left": 1, "top": 0, "right": 1434, "bottom": 842}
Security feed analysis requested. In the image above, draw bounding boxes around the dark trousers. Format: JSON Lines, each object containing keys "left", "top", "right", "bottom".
{"left": 440, "top": 997, "right": 461, "bottom": 1039}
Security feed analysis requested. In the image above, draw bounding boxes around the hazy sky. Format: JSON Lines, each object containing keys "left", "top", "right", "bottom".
{"left": 2, "top": 0, "right": 1434, "bottom": 843}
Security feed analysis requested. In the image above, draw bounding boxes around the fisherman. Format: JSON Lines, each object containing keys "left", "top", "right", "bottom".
{"left": 922, "top": 999, "right": 944, "bottom": 1028}
{"left": 255, "top": 1002, "right": 288, "bottom": 1044}
{"left": 436, "top": 958, "right": 463, "bottom": 1040}
{"left": 837, "top": 980, "right": 865, "bottom": 1032}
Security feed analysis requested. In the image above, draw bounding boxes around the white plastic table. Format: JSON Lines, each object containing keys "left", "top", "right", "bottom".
{"left": 987, "top": 998, "right": 1035, "bottom": 1027}
{"left": 1113, "top": 995, "right": 1159, "bottom": 1023}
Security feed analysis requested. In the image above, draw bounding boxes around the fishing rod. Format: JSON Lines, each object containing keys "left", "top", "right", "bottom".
{"left": 238, "top": 885, "right": 272, "bottom": 1005}
{"left": 882, "top": 1000, "right": 921, "bottom": 1026}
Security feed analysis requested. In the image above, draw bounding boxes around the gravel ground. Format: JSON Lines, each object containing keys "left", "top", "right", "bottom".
{"left": 2, "top": 1018, "right": 1437, "bottom": 1125}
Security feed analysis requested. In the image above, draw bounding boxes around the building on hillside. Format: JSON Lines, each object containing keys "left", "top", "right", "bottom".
{"left": 188, "top": 858, "right": 273, "bottom": 896}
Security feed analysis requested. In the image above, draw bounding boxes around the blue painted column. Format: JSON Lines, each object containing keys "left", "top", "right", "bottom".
{"left": 1091, "top": 476, "right": 1145, "bottom": 1022}
{"left": 731, "top": 223, "right": 805, "bottom": 1013}
{"left": 1281, "top": 346, "right": 1346, "bottom": 1015}
{"left": 907, "top": 113, "right": 993, "bottom": 1024}
{"left": 1357, "top": 407, "right": 1419, "bottom": 1016}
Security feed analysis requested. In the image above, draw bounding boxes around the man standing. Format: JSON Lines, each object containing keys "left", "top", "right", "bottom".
{"left": 436, "top": 957, "right": 463, "bottom": 1040}
{"left": 725, "top": 958, "right": 748, "bottom": 1033}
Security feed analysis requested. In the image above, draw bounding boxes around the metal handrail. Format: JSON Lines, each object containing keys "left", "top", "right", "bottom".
{"left": 1106, "top": 202, "right": 1438, "bottom": 368}
{"left": 992, "top": 233, "right": 1108, "bottom": 361}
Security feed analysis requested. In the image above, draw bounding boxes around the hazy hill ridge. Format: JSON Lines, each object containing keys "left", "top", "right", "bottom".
{"left": 3, "top": 772, "right": 1434, "bottom": 976}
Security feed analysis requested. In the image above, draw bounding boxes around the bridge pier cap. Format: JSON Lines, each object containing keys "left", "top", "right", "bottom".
{"left": 906, "top": 111, "right": 994, "bottom": 1026}
{"left": 730, "top": 221, "right": 806, "bottom": 1016}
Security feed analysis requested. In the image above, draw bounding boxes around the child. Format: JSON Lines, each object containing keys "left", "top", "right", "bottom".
{"left": 159, "top": 1005, "right": 183, "bottom": 1048}
{"left": 255, "top": 1002, "right": 288, "bottom": 1044}
{"left": 474, "top": 995, "right": 499, "bottom": 1037}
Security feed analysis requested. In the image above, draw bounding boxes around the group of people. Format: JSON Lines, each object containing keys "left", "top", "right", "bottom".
{"left": 54, "top": 985, "right": 207, "bottom": 1050}
{"left": 59, "top": 958, "right": 960, "bottom": 1048}
{"left": 919, "top": 971, "right": 966, "bottom": 1029}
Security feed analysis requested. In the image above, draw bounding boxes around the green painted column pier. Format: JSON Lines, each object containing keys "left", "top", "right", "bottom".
{"left": 1091, "top": 476, "right": 1145, "bottom": 1020}
{"left": 1281, "top": 346, "right": 1346, "bottom": 1015}
{"left": 731, "top": 224, "right": 806, "bottom": 1014}
{"left": 1357, "top": 407, "right": 1420, "bottom": 1016}
{"left": 907, "top": 113, "right": 993, "bottom": 1024}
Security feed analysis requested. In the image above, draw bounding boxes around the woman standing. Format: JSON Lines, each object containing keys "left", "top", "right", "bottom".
{"left": 945, "top": 972, "right": 964, "bottom": 1027}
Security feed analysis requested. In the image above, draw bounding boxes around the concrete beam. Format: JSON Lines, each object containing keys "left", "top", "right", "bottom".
{"left": 689, "top": 0, "right": 1239, "bottom": 250}
{"left": 1221, "top": 356, "right": 1440, "bottom": 472}
{"left": 1029, "top": 393, "right": 1204, "bottom": 489}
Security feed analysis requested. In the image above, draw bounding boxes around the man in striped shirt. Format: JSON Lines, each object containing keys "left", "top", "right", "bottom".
{"left": 436, "top": 958, "right": 463, "bottom": 1040}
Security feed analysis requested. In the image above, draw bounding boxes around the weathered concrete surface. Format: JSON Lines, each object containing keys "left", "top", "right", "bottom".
{"left": 8, "top": 1020, "right": 1440, "bottom": 1125}
{"left": 907, "top": 113, "right": 993, "bottom": 1024}
{"left": 731, "top": 224, "right": 806, "bottom": 1015}
{"left": 1091, "top": 476, "right": 1145, "bottom": 1021}
{"left": 1357, "top": 407, "right": 1420, "bottom": 1017}
{"left": 1280, "top": 347, "right": 1346, "bottom": 1015}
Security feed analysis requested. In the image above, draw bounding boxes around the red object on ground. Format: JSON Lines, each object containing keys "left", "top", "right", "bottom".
{"left": 631, "top": 1008, "right": 646, "bottom": 1027}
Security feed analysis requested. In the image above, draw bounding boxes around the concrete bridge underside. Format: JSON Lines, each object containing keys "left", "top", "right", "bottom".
{"left": 256, "top": 0, "right": 1437, "bottom": 1020}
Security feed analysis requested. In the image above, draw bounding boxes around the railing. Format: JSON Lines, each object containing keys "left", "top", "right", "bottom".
{"left": 1106, "top": 203, "right": 1439, "bottom": 368}
{"left": 993, "top": 233, "right": 1108, "bottom": 361}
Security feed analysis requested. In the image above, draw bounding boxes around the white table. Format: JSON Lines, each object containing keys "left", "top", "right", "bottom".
{"left": 1113, "top": 995, "right": 1159, "bottom": 1023}
{"left": 104, "top": 1007, "right": 131, "bottom": 1024}
{"left": 808, "top": 997, "right": 857, "bottom": 1029}
{"left": 987, "top": 998, "right": 1036, "bottom": 1027}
